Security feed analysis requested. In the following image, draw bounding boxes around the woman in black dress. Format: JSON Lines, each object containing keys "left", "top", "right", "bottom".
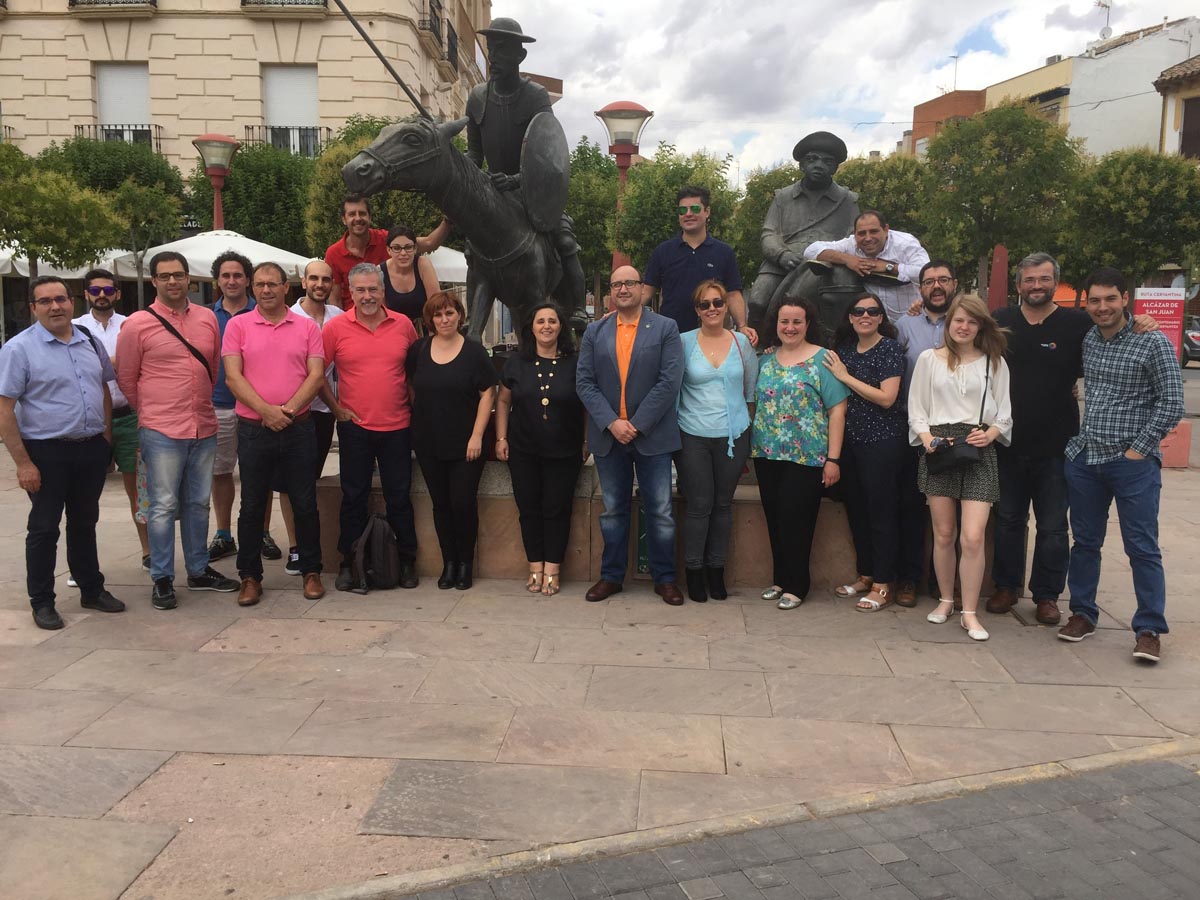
{"left": 494, "top": 302, "right": 586, "bottom": 596}
{"left": 406, "top": 291, "right": 497, "bottom": 590}
{"left": 381, "top": 224, "right": 441, "bottom": 330}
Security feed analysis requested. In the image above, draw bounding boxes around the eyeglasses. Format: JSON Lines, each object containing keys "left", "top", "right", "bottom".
{"left": 33, "top": 295, "right": 72, "bottom": 307}
{"left": 677, "top": 205, "right": 704, "bottom": 215}
{"left": 609, "top": 279, "right": 642, "bottom": 291}
{"left": 696, "top": 298, "right": 726, "bottom": 311}
{"left": 920, "top": 276, "right": 955, "bottom": 287}
{"left": 849, "top": 306, "right": 883, "bottom": 318}
{"left": 388, "top": 244, "right": 417, "bottom": 253}
{"left": 1020, "top": 276, "right": 1056, "bottom": 285}
{"left": 155, "top": 272, "right": 188, "bottom": 283}
{"left": 253, "top": 280, "right": 284, "bottom": 290}
{"left": 349, "top": 286, "right": 382, "bottom": 296}
{"left": 86, "top": 285, "right": 117, "bottom": 297}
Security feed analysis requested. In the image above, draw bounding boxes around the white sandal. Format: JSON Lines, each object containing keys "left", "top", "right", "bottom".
{"left": 960, "top": 611, "right": 990, "bottom": 641}
{"left": 856, "top": 587, "right": 891, "bottom": 612}
{"left": 926, "top": 599, "right": 954, "bottom": 624}
{"left": 834, "top": 578, "right": 873, "bottom": 598}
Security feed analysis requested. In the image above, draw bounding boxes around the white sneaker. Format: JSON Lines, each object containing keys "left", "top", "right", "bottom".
{"left": 67, "top": 575, "right": 77, "bottom": 588}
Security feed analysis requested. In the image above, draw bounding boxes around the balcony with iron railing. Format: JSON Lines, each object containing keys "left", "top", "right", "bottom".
{"left": 418, "top": 0, "right": 444, "bottom": 57}
{"left": 241, "top": 0, "right": 327, "bottom": 17}
{"left": 245, "top": 124, "right": 330, "bottom": 158}
{"left": 75, "top": 123, "right": 163, "bottom": 153}
{"left": 68, "top": 0, "right": 158, "bottom": 15}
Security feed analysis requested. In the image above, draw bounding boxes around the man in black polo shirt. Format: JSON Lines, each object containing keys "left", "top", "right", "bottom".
{"left": 642, "top": 186, "right": 758, "bottom": 346}
{"left": 989, "top": 252, "right": 1154, "bottom": 625}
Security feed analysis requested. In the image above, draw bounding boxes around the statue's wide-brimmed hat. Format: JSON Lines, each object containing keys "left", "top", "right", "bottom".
{"left": 478, "top": 17, "right": 536, "bottom": 43}
{"left": 792, "top": 131, "right": 848, "bottom": 163}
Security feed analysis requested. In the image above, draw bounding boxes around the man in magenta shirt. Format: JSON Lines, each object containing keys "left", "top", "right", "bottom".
{"left": 322, "top": 262, "right": 421, "bottom": 592}
{"left": 222, "top": 262, "right": 327, "bottom": 606}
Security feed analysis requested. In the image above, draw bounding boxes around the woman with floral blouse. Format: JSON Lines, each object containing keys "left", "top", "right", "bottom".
{"left": 751, "top": 297, "right": 850, "bottom": 610}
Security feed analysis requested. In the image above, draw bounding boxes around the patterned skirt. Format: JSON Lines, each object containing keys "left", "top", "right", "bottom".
{"left": 916, "top": 422, "right": 1000, "bottom": 503}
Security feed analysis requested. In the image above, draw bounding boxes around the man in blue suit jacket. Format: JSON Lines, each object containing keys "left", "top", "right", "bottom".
{"left": 577, "top": 265, "right": 685, "bottom": 605}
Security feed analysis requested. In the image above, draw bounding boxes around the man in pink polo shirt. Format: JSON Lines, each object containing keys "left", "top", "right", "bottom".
{"left": 322, "top": 262, "right": 421, "bottom": 592}
{"left": 222, "top": 262, "right": 327, "bottom": 606}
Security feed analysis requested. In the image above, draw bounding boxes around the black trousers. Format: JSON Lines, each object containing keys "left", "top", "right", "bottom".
{"left": 236, "top": 418, "right": 320, "bottom": 579}
{"left": 842, "top": 436, "right": 906, "bottom": 584}
{"left": 25, "top": 435, "right": 109, "bottom": 609}
{"left": 274, "top": 409, "right": 336, "bottom": 491}
{"left": 753, "top": 457, "right": 824, "bottom": 599}
{"left": 507, "top": 449, "right": 583, "bottom": 565}
{"left": 677, "top": 429, "right": 750, "bottom": 568}
{"left": 418, "top": 454, "right": 485, "bottom": 565}
{"left": 337, "top": 421, "right": 417, "bottom": 563}
{"left": 898, "top": 443, "right": 930, "bottom": 584}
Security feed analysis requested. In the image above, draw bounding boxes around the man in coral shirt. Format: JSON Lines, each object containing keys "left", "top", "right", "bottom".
{"left": 115, "top": 251, "right": 239, "bottom": 610}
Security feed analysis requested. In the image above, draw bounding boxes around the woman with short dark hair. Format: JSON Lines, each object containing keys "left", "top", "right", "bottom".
{"left": 381, "top": 224, "right": 441, "bottom": 329}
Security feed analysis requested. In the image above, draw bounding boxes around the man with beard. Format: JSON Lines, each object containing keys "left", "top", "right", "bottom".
{"left": 989, "top": 253, "right": 1155, "bottom": 625}
{"left": 893, "top": 260, "right": 957, "bottom": 606}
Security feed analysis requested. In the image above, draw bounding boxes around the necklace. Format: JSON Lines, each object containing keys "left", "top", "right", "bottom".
{"left": 535, "top": 356, "right": 557, "bottom": 420}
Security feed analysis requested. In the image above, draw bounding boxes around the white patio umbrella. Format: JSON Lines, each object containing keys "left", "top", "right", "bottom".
{"left": 0, "top": 245, "right": 132, "bottom": 279}
{"left": 112, "top": 231, "right": 311, "bottom": 282}
{"left": 426, "top": 245, "right": 468, "bottom": 284}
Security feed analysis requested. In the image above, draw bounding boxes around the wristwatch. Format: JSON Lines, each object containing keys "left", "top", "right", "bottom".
{"left": 884, "top": 263, "right": 896, "bottom": 275}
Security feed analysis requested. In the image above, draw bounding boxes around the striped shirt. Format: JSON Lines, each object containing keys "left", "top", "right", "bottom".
{"left": 1066, "top": 319, "right": 1184, "bottom": 465}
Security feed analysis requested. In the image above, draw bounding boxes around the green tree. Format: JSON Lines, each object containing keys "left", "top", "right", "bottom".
{"left": 565, "top": 137, "right": 617, "bottom": 297}
{"left": 924, "top": 104, "right": 1081, "bottom": 297}
{"left": 36, "top": 136, "right": 185, "bottom": 198}
{"left": 111, "top": 178, "right": 183, "bottom": 307}
{"left": 837, "top": 154, "right": 933, "bottom": 239}
{"left": 727, "top": 162, "right": 801, "bottom": 286}
{"left": 188, "top": 142, "right": 315, "bottom": 255}
{"left": 614, "top": 142, "right": 737, "bottom": 272}
{"left": 1059, "top": 148, "right": 1200, "bottom": 292}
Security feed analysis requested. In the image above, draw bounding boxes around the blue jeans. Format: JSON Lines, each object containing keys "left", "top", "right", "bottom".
{"left": 593, "top": 444, "right": 676, "bottom": 584}
{"left": 1065, "top": 454, "right": 1167, "bottom": 635}
{"left": 140, "top": 428, "right": 217, "bottom": 582}
{"left": 993, "top": 450, "right": 1070, "bottom": 600}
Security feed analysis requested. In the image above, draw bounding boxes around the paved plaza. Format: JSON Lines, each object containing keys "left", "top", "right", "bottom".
{"left": 2, "top": 434, "right": 1200, "bottom": 899}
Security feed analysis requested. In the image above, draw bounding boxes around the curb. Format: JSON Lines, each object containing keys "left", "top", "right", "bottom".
{"left": 281, "top": 735, "right": 1200, "bottom": 900}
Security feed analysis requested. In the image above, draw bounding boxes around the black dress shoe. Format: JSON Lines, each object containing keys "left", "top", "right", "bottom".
{"left": 705, "top": 566, "right": 728, "bottom": 600}
{"left": 399, "top": 561, "right": 419, "bottom": 589}
{"left": 655, "top": 582, "right": 685, "bottom": 606}
{"left": 32, "top": 606, "right": 65, "bottom": 630}
{"left": 437, "top": 562, "right": 457, "bottom": 590}
{"left": 685, "top": 568, "right": 708, "bottom": 603}
{"left": 81, "top": 590, "right": 125, "bottom": 613}
{"left": 585, "top": 580, "right": 623, "bottom": 602}
{"left": 454, "top": 561, "right": 473, "bottom": 590}
{"left": 335, "top": 565, "right": 354, "bottom": 592}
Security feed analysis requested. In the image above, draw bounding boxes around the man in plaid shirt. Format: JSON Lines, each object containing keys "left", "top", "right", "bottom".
{"left": 1057, "top": 267, "right": 1185, "bottom": 663}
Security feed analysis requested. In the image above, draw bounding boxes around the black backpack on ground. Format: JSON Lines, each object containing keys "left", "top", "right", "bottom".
{"left": 350, "top": 514, "right": 401, "bottom": 592}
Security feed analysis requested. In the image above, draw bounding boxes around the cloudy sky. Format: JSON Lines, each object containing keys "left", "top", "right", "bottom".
{"left": 501, "top": 0, "right": 1197, "bottom": 183}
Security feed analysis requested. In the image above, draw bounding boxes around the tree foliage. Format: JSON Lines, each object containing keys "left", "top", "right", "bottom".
{"left": 1059, "top": 148, "right": 1200, "bottom": 290}
{"left": 923, "top": 105, "right": 1081, "bottom": 295}
{"left": 614, "top": 142, "right": 737, "bottom": 272}
{"left": 565, "top": 137, "right": 617, "bottom": 293}
{"left": 187, "top": 142, "right": 315, "bottom": 255}
{"left": 727, "top": 162, "right": 800, "bottom": 287}
{"left": 837, "top": 154, "right": 933, "bottom": 239}
{"left": 36, "top": 136, "right": 185, "bottom": 198}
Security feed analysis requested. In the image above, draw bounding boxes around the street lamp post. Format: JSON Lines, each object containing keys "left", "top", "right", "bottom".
{"left": 594, "top": 101, "right": 653, "bottom": 285}
{"left": 192, "top": 133, "right": 240, "bottom": 231}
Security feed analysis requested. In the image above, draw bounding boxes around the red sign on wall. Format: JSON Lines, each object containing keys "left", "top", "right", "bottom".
{"left": 1133, "top": 288, "right": 1186, "bottom": 359}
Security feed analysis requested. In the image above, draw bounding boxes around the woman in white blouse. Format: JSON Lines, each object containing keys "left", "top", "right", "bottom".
{"left": 908, "top": 294, "right": 1012, "bottom": 641}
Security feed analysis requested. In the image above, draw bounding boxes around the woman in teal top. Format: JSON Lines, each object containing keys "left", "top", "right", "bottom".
{"left": 752, "top": 296, "right": 850, "bottom": 610}
{"left": 676, "top": 280, "right": 758, "bottom": 603}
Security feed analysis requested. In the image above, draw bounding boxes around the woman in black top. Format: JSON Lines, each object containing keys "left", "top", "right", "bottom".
{"left": 406, "top": 290, "right": 497, "bottom": 590}
{"left": 494, "top": 302, "right": 585, "bottom": 596}
{"left": 382, "top": 224, "right": 441, "bottom": 329}
{"left": 822, "top": 292, "right": 907, "bottom": 612}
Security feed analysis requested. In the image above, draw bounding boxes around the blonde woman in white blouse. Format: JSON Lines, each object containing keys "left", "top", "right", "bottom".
{"left": 908, "top": 294, "right": 1012, "bottom": 641}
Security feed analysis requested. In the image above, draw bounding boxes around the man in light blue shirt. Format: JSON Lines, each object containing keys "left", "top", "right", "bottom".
{"left": 0, "top": 276, "right": 126, "bottom": 629}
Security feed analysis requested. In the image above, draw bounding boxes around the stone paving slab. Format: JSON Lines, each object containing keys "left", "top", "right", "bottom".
{"left": 0, "top": 686, "right": 122, "bottom": 746}
{"left": 383, "top": 622, "right": 544, "bottom": 663}
{"left": 360, "top": 760, "right": 640, "bottom": 843}
{"left": 199, "top": 617, "right": 401, "bottom": 656}
{"left": 533, "top": 628, "right": 711, "bottom": 669}
{"left": 706, "top": 635, "right": 893, "bottom": 678}
{"left": 960, "top": 683, "right": 1172, "bottom": 737}
{"left": 890, "top": 725, "right": 1120, "bottom": 781}
{"left": 764, "top": 673, "right": 982, "bottom": 728}
{"left": 722, "top": 717, "right": 913, "bottom": 785}
{"left": 39, "top": 647, "right": 265, "bottom": 696}
{"left": 0, "top": 744, "right": 170, "bottom": 817}
{"left": 303, "top": 591, "right": 464, "bottom": 622}
{"left": 225, "top": 653, "right": 433, "bottom": 702}
{"left": 414, "top": 659, "right": 592, "bottom": 708}
{"left": 0, "top": 644, "right": 92, "bottom": 688}
{"left": 584, "top": 667, "right": 772, "bottom": 717}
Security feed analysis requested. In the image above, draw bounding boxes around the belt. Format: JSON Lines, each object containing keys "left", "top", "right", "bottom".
{"left": 237, "top": 411, "right": 311, "bottom": 428}
{"left": 28, "top": 434, "right": 105, "bottom": 444}
{"left": 112, "top": 406, "right": 135, "bottom": 420}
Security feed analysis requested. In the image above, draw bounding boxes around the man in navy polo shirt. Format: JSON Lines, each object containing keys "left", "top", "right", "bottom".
{"left": 642, "top": 186, "right": 758, "bottom": 346}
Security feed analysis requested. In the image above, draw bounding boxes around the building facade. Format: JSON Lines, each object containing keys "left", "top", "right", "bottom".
{"left": 1155, "top": 55, "right": 1200, "bottom": 158}
{"left": 910, "top": 89, "right": 985, "bottom": 157}
{"left": 0, "top": 0, "right": 490, "bottom": 169}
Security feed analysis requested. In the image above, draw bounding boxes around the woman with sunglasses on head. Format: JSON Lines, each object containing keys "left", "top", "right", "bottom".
{"left": 908, "top": 294, "right": 1011, "bottom": 641}
{"left": 675, "top": 280, "right": 758, "bottom": 603}
{"left": 822, "top": 293, "right": 907, "bottom": 612}
{"left": 751, "top": 297, "right": 850, "bottom": 611}
{"left": 494, "top": 302, "right": 586, "bottom": 597}
{"left": 381, "top": 224, "right": 441, "bottom": 331}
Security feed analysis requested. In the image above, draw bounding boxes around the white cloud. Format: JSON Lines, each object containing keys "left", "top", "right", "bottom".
{"left": 499, "top": 0, "right": 1198, "bottom": 184}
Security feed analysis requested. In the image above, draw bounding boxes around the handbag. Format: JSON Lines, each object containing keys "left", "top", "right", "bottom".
{"left": 924, "top": 363, "right": 990, "bottom": 476}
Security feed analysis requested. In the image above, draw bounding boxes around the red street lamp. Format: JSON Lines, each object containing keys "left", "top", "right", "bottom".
{"left": 192, "top": 133, "right": 240, "bottom": 231}
{"left": 595, "top": 100, "right": 653, "bottom": 281}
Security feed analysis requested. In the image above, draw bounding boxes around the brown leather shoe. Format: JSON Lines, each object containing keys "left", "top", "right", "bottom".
{"left": 585, "top": 580, "right": 623, "bottom": 602}
{"left": 986, "top": 586, "right": 1017, "bottom": 614}
{"left": 655, "top": 582, "right": 685, "bottom": 606}
{"left": 1133, "top": 631, "right": 1161, "bottom": 663}
{"left": 1057, "top": 614, "right": 1096, "bottom": 642}
{"left": 1034, "top": 599, "right": 1061, "bottom": 625}
{"left": 895, "top": 581, "right": 917, "bottom": 608}
{"left": 237, "top": 577, "right": 262, "bottom": 607}
{"left": 303, "top": 573, "right": 325, "bottom": 600}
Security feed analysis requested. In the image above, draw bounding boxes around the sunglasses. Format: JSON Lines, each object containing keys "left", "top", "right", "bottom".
{"left": 849, "top": 306, "right": 883, "bottom": 318}
{"left": 677, "top": 204, "right": 704, "bottom": 215}
{"left": 696, "top": 298, "right": 726, "bottom": 311}
{"left": 86, "top": 285, "right": 117, "bottom": 297}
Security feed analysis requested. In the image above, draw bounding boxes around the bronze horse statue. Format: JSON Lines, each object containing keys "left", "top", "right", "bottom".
{"left": 342, "top": 117, "right": 567, "bottom": 345}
